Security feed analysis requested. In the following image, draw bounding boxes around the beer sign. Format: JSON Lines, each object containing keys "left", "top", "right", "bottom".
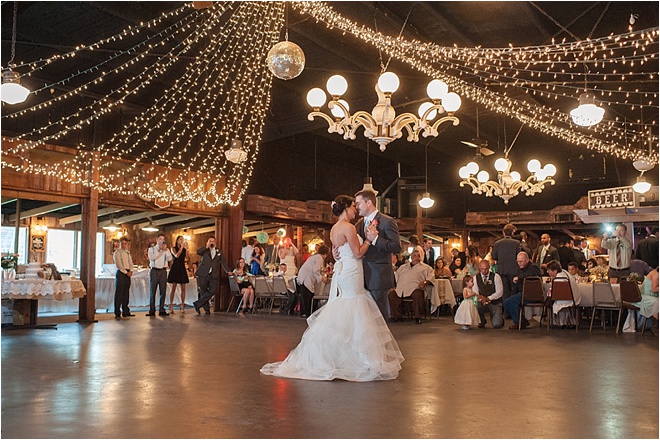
{"left": 588, "top": 186, "right": 637, "bottom": 209}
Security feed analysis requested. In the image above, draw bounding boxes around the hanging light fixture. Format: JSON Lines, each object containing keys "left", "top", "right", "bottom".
{"left": 142, "top": 218, "right": 159, "bottom": 232}
{"left": 1, "top": 2, "right": 30, "bottom": 105}
{"left": 307, "top": 73, "right": 460, "bottom": 152}
{"left": 103, "top": 217, "right": 120, "bottom": 232}
{"left": 266, "top": 3, "right": 305, "bottom": 80}
{"left": 360, "top": 141, "right": 379, "bottom": 195}
{"left": 418, "top": 142, "right": 434, "bottom": 209}
{"left": 569, "top": 66, "right": 604, "bottom": 127}
{"left": 224, "top": 139, "right": 248, "bottom": 164}
{"left": 632, "top": 159, "right": 654, "bottom": 194}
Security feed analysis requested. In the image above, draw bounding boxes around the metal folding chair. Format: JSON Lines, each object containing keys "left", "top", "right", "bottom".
{"left": 590, "top": 282, "right": 620, "bottom": 332}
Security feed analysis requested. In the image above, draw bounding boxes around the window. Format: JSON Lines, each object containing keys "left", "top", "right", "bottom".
{"left": 1, "top": 226, "right": 28, "bottom": 264}
{"left": 45, "top": 229, "right": 104, "bottom": 275}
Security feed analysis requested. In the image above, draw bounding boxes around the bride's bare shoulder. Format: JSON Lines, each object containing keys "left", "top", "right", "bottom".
{"left": 331, "top": 220, "right": 354, "bottom": 245}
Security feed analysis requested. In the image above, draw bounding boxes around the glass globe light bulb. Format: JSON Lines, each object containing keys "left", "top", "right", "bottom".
{"left": 442, "top": 92, "right": 461, "bottom": 112}
{"left": 419, "top": 193, "right": 435, "bottom": 209}
{"left": 543, "top": 163, "right": 557, "bottom": 177}
{"left": 535, "top": 170, "right": 547, "bottom": 180}
{"left": 459, "top": 166, "right": 470, "bottom": 179}
{"left": 494, "top": 158, "right": 510, "bottom": 172}
{"left": 633, "top": 176, "right": 652, "bottom": 193}
{"left": 306, "top": 88, "right": 326, "bottom": 108}
{"left": 1, "top": 70, "right": 30, "bottom": 105}
{"left": 426, "top": 79, "right": 448, "bottom": 101}
{"left": 477, "top": 170, "right": 490, "bottom": 183}
{"left": 418, "top": 102, "right": 437, "bottom": 120}
{"left": 510, "top": 171, "right": 521, "bottom": 182}
{"left": 326, "top": 75, "right": 348, "bottom": 96}
{"left": 466, "top": 162, "right": 479, "bottom": 175}
{"left": 330, "top": 99, "right": 349, "bottom": 118}
{"left": 377, "top": 72, "right": 400, "bottom": 94}
{"left": 527, "top": 159, "right": 541, "bottom": 173}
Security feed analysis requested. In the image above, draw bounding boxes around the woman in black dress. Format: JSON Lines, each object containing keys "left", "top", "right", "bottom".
{"left": 167, "top": 235, "right": 190, "bottom": 314}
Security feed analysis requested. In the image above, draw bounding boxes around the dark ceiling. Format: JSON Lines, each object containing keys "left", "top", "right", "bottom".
{"left": 1, "top": 1, "right": 658, "bottom": 225}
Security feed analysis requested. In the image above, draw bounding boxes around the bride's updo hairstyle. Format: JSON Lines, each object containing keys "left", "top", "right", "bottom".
{"left": 332, "top": 195, "right": 354, "bottom": 217}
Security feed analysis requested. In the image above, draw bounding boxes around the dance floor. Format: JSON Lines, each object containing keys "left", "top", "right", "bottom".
{"left": 1, "top": 310, "right": 658, "bottom": 439}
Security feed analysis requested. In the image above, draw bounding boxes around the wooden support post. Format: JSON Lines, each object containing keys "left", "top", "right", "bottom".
{"left": 415, "top": 195, "right": 423, "bottom": 243}
{"left": 78, "top": 152, "right": 99, "bottom": 323}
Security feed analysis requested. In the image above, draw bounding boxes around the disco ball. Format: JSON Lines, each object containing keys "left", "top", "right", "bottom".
{"left": 266, "top": 40, "right": 305, "bottom": 80}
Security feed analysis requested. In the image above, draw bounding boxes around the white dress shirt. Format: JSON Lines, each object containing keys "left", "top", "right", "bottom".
{"left": 148, "top": 245, "right": 172, "bottom": 269}
{"left": 472, "top": 272, "right": 504, "bottom": 301}
{"left": 394, "top": 262, "right": 434, "bottom": 298}
{"left": 113, "top": 248, "right": 133, "bottom": 275}
{"left": 297, "top": 254, "right": 325, "bottom": 292}
{"left": 601, "top": 235, "right": 632, "bottom": 269}
{"left": 241, "top": 245, "right": 254, "bottom": 264}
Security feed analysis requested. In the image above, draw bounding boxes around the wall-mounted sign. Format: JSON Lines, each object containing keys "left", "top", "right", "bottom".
{"left": 588, "top": 186, "right": 636, "bottom": 209}
{"left": 31, "top": 235, "right": 45, "bottom": 252}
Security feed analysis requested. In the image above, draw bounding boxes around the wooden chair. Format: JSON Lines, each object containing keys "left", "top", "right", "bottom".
{"left": 590, "top": 282, "right": 620, "bottom": 332}
{"left": 226, "top": 274, "right": 244, "bottom": 314}
{"left": 519, "top": 276, "right": 548, "bottom": 330}
{"left": 618, "top": 278, "right": 648, "bottom": 335}
{"left": 549, "top": 278, "right": 579, "bottom": 332}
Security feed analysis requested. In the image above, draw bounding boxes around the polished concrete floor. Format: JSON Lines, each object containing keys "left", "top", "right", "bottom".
{"left": 1, "top": 308, "right": 658, "bottom": 439}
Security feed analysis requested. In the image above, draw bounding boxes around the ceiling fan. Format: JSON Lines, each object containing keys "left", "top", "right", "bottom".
{"left": 461, "top": 106, "right": 494, "bottom": 158}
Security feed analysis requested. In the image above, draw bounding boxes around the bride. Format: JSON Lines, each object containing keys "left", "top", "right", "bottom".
{"left": 260, "top": 195, "right": 404, "bottom": 382}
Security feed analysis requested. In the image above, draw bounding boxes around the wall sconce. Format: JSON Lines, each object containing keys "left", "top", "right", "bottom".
{"left": 33, "top": 217, "right": 48, "bottom": 235}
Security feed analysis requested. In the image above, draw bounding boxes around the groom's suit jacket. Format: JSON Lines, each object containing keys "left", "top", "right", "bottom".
{"left": 356, "top": 212, "right": 402, "bottom": 291}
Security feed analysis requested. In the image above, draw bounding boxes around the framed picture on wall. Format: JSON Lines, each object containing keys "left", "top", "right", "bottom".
{"left": 31, "top": 235, "right": 45, "bottom": 252}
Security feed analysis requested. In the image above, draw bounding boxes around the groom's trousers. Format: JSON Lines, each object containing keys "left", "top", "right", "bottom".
{"left": 370, "top": 288, "right": 391, "bottom": 320}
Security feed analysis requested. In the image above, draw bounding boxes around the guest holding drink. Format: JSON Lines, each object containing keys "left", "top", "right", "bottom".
{"left": 167, "top": 235, "right": 189, "bottom": 314}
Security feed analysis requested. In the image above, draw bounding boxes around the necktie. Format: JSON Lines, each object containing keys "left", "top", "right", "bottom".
{"left": 615, "top": 242, "right": 621, "bottom": 268}
{"left": 364, "top": 219, "right": 371, "bottom": 233}
{"left": 540, "top": 247, "right": 546, "bottom": 264}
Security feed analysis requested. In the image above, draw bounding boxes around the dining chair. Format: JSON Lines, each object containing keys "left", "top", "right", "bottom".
{"left": 590, "top": 282, "right": 620, "bottom": 332}
{"left": 270, "top": 276, "right": 289, "bottom": 312}
{"left": 618, "top": 278, "right": 647, "bottom": 335}
{"left": 310, "top": 279, "right": 331, "bottom": 314}
{"left": 519, "top": 276, "right": 548, "bottom": 330}
{"left": 550, "top": 278, "right": 579, "bottom": 332}
{"left": 226, "top": 274, "right": 244, "bottom": 314}
{"left": 253, "top": 276, "right": 274, "bottom": 314}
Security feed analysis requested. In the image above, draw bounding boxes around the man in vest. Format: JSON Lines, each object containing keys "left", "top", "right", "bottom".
{"left": 473, "top": 260, "right": 504, "bottom": 329}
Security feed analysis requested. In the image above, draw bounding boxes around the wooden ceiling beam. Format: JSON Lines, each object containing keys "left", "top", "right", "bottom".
{"left": 9, "top": 202, "right": 79, "bottom": 223}
{"left": 59, "top": 207, "right": 124, "bottom": 226}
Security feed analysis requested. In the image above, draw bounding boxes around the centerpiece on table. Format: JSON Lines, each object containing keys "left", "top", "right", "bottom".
{"left": 1, "top": 253, "right": 19, "bottom": 280}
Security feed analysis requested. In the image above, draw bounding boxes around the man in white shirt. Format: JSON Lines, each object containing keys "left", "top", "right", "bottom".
{"left": 296, "top": 245, "right": 329, "bottom": 318}
{"left": 113, "top": 237, "right": 134, "bottom": 319}
{"left": 473, "top": 260, "right": 504, "bottom": 328}
{"left": 147, "top": 233, "right": 172, "bottom": 316}
{"left": 601, "top": 223, "right": 632, "bottom": 280}
{"left": 388, "top": 249, "right": 434, "bottom": 324}
{"left": 241, "top": 237, "right": 255, "bottom": 266}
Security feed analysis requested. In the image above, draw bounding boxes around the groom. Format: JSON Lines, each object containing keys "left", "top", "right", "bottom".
{"left": 355, "top": 189, "right": 402, "bottom": 320}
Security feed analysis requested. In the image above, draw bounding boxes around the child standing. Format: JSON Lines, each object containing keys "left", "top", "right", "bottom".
{"left": 454, "top": 275, "right": 480, "bottom": 330}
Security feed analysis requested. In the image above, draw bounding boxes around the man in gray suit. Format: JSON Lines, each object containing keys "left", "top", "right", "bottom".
{"left": 354, "top": 190, "right": 402, "bottom": 321}
{"left": 193, "top": 237, "right": 230, "bottom": 315}
{"left": 491, "top": 223, "right": 521, "bottom": 305}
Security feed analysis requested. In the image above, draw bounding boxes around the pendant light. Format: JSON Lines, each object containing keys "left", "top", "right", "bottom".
{"left": 419, "top": 142, "right": 434, "bottom": 209}
{"left": 1, "top": 2, "right": 30, "bottom": 105}
{"left": 142, "top": 218, "right": 159, "bottom": 232}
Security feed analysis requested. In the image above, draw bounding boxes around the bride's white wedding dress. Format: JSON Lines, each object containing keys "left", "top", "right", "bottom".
{"left": 260, "top": 239, "right": 404, "bottom": 381}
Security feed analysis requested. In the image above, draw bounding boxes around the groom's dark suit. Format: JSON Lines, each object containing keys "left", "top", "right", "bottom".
{"left": 356, "top": 212, "right": 401, "bottom": 319}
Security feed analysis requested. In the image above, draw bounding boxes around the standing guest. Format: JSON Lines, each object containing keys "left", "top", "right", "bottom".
{"left": 492, "top": 223, "right": 521, "bottom": 304}
{"left": 193, "top": 237, "right": 229, "bottom": 315}
{"left": 532, "top": 233, "right": 559, "bottom": 275}
{"left": 434, "top": 257, "right": 452, "bottom": 278}
{"left": 278, "top": 238, "right": 299, "bottom": 276}
{"left": 580, "top": 238, "right": 591, "bottom": 261}
{"left": 454, "top": 275, "right": 480, "bottom": 330}
{"left": 250, "top": 244, "right": 265, "bottom": 276}
{"left": 147, "top": 234, "right": 172, "bottom": 317}
{"left": 167, "top": 235, "right": 190, "bottom": 315}
{"left": 233, "top": 258, "right": 254, "bottom": 314}
{"left": 388, "top": 249, "right": 434, "bottom": 324}
{"left": 635, "top": 227, "right": 659, "bottom": 269}
{"left": 354, "top": 189, "right": 402, "bottom": 320}
{"left": 601, "top": 223, "right": 632, "bottom": 280}
{"left": 557, "top": 237, "right": 577, "bottom": 272}
{"left": 296, "top": 245, "right": 330, "bottom": 318}
{"left": 473, "top": 260, "right": 504, "bottom": 329}
{"left": 422, "top": 238, "right": 435, "bottom": 267}
{"left": 241, "top": 237, "right": 255, "bottom": 266}
{"left": 503, "top": 252, "right": 542, "bottom": 329}
{"left": 518, "top": 231, "right": 533, "bottom": 258}
{"left": 572, "top": 238, "right": 587, "bottom": 271}
{"left": 299, "top": 243, "right": 311, "bottom": 267}
{"left": 264, "top": 235, "right": 281, "bottom": 269}
{"left": 113, "top": 236, "right": 134, "bottom": 319}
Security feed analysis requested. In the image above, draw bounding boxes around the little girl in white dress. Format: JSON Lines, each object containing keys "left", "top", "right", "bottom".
{"left": 454, "top": 275, "right": 480, "bottom": 330}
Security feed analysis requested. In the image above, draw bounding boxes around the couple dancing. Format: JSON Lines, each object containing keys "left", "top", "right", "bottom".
{"left": 261, "top": 190, "right": 404, "bottom": 382}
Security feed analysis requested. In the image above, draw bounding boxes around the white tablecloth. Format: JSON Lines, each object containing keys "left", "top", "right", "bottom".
{"left": 94, "top": 275, "right": 199, "bottom": 310}
{"left": 431, "top": 278, "right": 457, "bottom": 313}
{"left": 524, "top": 282, "right": 622, "bottom": 319}
{"left": 1, "top": 279, "right": 87, "bottom": 301}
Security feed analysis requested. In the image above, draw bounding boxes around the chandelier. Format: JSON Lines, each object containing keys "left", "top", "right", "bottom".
{"left": 225, "top": 139, "right": 248, "bottom": 164}
{"left": 459, "top": 157, "right": 556, "bottom": 204}
{"left": 306, "top": 72, "right": 461, "bottom": 152}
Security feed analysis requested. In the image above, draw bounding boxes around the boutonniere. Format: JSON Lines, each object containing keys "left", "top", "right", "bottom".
{"left": 485, "top": 279, "right": 492, "bottom": 285}
{"left": 371, "top": 219, "right": 379, "bottom": 228}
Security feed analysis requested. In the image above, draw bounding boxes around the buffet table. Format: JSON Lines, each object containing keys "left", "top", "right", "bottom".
{"left": 94, "top": 273, "right": 198, "bottom": 310}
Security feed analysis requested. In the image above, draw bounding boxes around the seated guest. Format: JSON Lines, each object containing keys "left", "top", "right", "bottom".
{"left": 464, "top": 245, "right": 481, "bottom": 276}
{"left": 633, "top": 268, "right": 659, "bottom": 334}
{"left": 503, "top": 252, "right": 542, "bottom": 329}
{"left": 630, "top": 255, "right": 653, "bottom": 277}
{"left": 473, "top": 260, "right": 504, "bottom": 329}
{"left": 296, "top": 245, "right": 329, "bottom": 318}
{"left": 546, "top": 260, "right": 576, "bottom": 327}
{"left": 567, "top": 262, "right": 580, "bottom": 282}
{"left": 585, "top": 258, "right": 598, "bottom": 271}
{"left": 388, "top": 249, "right": 434, "bottom": 324}
{"left": 434, "top": 257, "right": 452, "bottom": 278}
{"left": 232, "top": 258, "right": 254, "bottom": 313}
{"left": 449, "top": 256, "right": 463, "bottom": 278}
